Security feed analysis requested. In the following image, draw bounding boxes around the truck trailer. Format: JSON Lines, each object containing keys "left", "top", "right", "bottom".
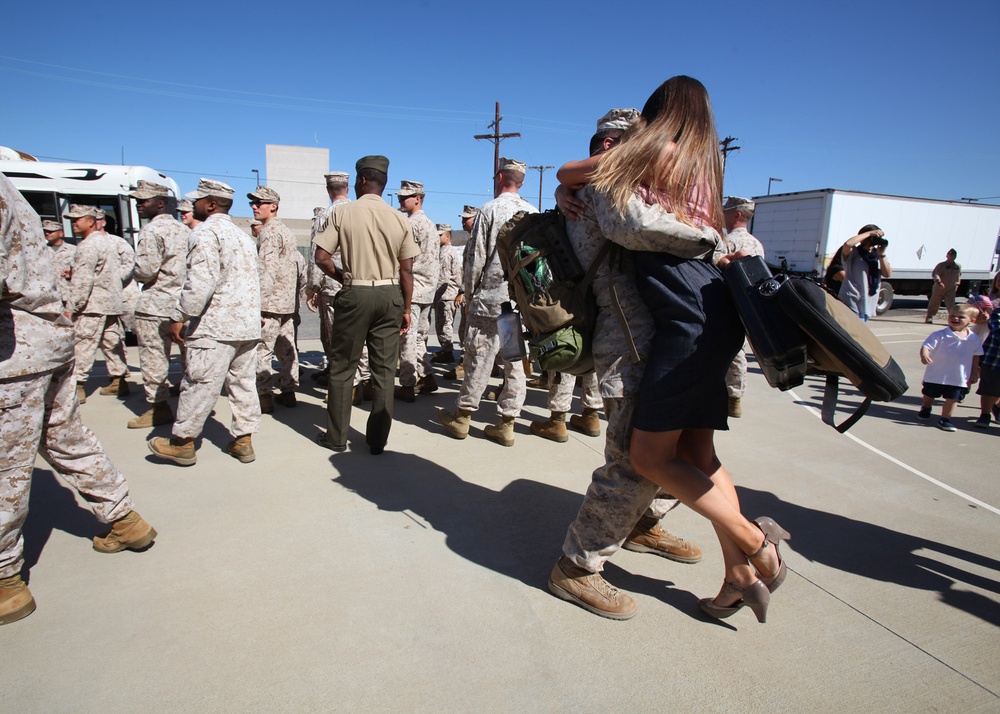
{"left": 749, "top": 189, "right": 1000, "bottom": 313}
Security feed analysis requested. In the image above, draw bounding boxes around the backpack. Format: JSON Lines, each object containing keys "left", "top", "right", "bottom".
{"left": 726, "top": 255, "right": 908, "bottom": 432}
{"left": 495, "top": 210, "right": 609, "bottom": 375}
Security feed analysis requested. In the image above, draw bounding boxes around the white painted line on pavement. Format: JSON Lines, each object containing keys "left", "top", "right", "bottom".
{"left": 788, "top": 389, "right": 1000, "bottom": 516}
{"left": 880, "top": 339, "right": 925, "bottom": 344}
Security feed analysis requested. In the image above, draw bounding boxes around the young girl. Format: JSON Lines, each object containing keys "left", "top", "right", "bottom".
{"left": 580, "top": 76, "right": 789, "bottom": 623}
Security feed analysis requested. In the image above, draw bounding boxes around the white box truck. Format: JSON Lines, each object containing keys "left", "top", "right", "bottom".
{"left": 0, "top": 160, "right": 181, "bottom": 248}
{"left": 749, "top": 189, "right": 1000, "bottom": 313}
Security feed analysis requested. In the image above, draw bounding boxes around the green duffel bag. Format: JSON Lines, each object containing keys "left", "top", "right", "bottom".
{"left": 529, "top": 324, "right": 594, "bottom": 375}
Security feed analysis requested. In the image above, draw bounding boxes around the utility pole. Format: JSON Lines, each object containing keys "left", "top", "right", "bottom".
{"left": 719, "top": 136, "right": 741, "bottom": 173}
{"left": 529, "top": 165, "right": 554, "bottom": 211}
{"left": 474, "top": 101, "right": 521, "bottom": 197}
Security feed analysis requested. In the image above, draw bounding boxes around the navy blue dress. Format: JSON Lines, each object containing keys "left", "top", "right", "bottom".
{"left": 632, "top": 252, "right": 745, "bottom": 432}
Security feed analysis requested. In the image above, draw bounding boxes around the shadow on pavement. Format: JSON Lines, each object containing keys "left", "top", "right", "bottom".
{"left": 738, "top": 486, "right": 1000, "bottom": 628}
{"left": 21, "top": 470, "right": 103, "bottom": 582}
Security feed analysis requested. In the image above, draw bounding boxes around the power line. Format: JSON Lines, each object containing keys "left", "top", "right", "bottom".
{"left": 528, "top": 165, "right": 554, "bottom": 211}
{"left": 474, "top": 102, "right": 521, "bottom": 197}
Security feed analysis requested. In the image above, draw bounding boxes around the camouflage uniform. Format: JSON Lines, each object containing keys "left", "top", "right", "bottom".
{"left": 132, "top": 213, "right": 190, "bottom": 404}
{"left": 399, "top": 209, "right": 440, "bottom": 388}
{"left": 70, "top": 230, "right": 127, "bottom": 382}
{"left": 171, "top": 213, "right": 262, "bottom": 440}
{"left": 0, "top": 175, "right": 135, "bottom": 580}
{"left": 256, "top": 217, "right": 299, "bottom": 396}
{"left": 110, "top": 233, "right": 139, "bottom": 332}
{"left": 562, "top": 186, "right": 723, "bottom": 572}
{"left": 435, "top": 241, "right": 462, "bottom": 353}
{"left": 49, "top": 241, "right": 76, "bottom": 310}
{"left": 454, "top": 192, "right": 536, "bottom": 417}
{"left": 547, "top": 371, "right": 602, "bottom": 412}
{"left": 723, "top": 226, "right": 764, "bottom": 399}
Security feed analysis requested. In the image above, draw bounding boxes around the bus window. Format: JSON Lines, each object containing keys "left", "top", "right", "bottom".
{"left": 20, "top": 190, "right": 59, "bottom": 221}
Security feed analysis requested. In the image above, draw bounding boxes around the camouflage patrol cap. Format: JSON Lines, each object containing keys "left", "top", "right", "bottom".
{"left": 186, "top": 178, "right": 235, "bottom": 201}
{"left": 723, "top": 196, "right": 755, "bottom": 212}
{"left": 130, "top": 180, "right": 172, "bottom": 200}
{"left": 63, "top": 204, "right": 102, "bottom": 219}
{"left": 436, "top": 223, "right": 451, "bottom": 233}
{"left": 41, "top": 219, "right": 63, "bottom": 232}
{"left": 596, "top": 108, "right": 640, "bottom": 132}
{"left": 356, "top": 155, "right": 389, "bottom": 174}
{"left": 247, "top": 185, "right": 281, "bottom": 203}
{"left": 497, "top": 157, "right": 526, "bottom": 175}
{"left": 313, "top": 206, "right": 327, "bottom": 218}
{"left": 94, "top": 208, "right": 107, "bottom": 219}
{"left": 458, "top": 205, "right": 478, "bottom": 219}
{"left": 177, "top": 199, "right": 194, "bottom": 213}
{"left": 396, "top": 180, "right": 424, "bottom": 197}
{"left": 324, "top": 171, "right": 350, "bottom": 186}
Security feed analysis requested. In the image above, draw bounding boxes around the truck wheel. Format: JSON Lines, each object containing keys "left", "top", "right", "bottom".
{"left": 876, "top": 282, "right": 894, "bottom": 315}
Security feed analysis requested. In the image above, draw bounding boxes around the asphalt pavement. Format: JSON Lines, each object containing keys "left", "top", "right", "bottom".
{"left": 2, "top": 301, "right": 997, "bottom": 713}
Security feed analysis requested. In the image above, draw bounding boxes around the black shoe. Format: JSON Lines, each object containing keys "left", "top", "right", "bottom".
{"left": 369, "top": 444, "right": 385, "bottom": 456}
{"left": 310, "top": 368, "right": 330, "bottom": 383}
{"left": 316, "top": 432, "right": 346, "bottom": 452}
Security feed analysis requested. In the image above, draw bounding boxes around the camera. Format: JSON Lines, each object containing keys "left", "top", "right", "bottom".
{"left": 864, "top": 235, "right": 888, "bottom": 249}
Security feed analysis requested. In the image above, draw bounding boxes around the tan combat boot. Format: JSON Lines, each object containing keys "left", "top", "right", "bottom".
{"left": 530, "top": 411, "right": 569, "bottom": 443}
{"left": 728, "top": 396, "right": 742, "bottom": 418}
{"left": 415, "top": 374, "right": 439, "bottom": 394}
{"left": 258, "top": 393, "right": 274, "bottom": 414}
{"left": 227, "top": 434, "right": 256, "bottom": 463}
{"left": 99, "top": 374, "right": 130, "bottom": 397}
{"left": 484, "top": 415, "right": 516, "bottom": 447}
{"left": 92, "top": 510, "right": 157, "bottom": 553}
{"left": 0, "top": 574, "right": 36, "bottom": 626}
{"left": 622, "top": 516, "right": 703, "bottom": 564}
{"left": 127, "top": 401, "right": 175, "bottom": 429}
{"left": 548, "top": 557, "right": 636, "bottom": 620}
{"left": 147, "top": 436, "right": 197, "bottom": 466}
{"left": 569, "top": 407, "right": 601, "bottom": 437}
{"left": 76, "top": 382, "right": 88, "bottom": 404}
{"left": 438, "top": 408, "right": 472, "bottom": 439}
{"left": 394, "top": 384, "right": 416, "bottom": 402}
{"left": 275, "top": 390, "right": 297, "bottom": 408}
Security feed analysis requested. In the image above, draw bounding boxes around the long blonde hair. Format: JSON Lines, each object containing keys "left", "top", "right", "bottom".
{"left": 591, "top": 76, "right": 725, "bottom": 234}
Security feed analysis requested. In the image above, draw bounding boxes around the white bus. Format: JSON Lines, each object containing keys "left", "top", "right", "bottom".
{"left": 0, "top": 160, "right": 181, "bottom": 247}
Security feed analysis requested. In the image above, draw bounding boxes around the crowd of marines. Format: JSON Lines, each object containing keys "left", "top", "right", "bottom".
{"left": 1, "top": 106, "right": 766, "bottom": 625}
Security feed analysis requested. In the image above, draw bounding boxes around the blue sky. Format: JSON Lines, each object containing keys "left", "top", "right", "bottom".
{"left": 3, "top": 0, "right": 997, "bottom": 221}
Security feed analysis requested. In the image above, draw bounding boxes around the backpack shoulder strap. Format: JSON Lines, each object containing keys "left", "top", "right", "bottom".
{"left": 821, "top": 373, "right": 872, "bottom": 433}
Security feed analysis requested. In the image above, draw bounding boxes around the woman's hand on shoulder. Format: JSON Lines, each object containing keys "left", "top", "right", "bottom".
{"left": 716, "top": 249, "right": 749, "bottom": 269}
{"left": 555, "top": 185, "right": 586, "bottom": 222}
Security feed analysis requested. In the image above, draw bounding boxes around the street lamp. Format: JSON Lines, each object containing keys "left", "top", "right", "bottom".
{"left": 767, "top": 177, "right": 783, "bottom": 195}
{"left": 252, "top": 169, "right": 260, "bottom": 187}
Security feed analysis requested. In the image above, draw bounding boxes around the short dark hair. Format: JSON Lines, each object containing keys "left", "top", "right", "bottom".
{"left": 358, "top": 167, "right": 387, "bottom": 189}
{"left": 589, "top": 128, "right": 624, "bottom": 156}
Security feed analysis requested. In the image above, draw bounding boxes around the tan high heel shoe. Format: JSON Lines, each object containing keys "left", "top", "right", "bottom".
{"left": 749, "top": 517, "right": 790, "bottom": 593}
{"left": 698, "top": 580, "right": 771, "bottom": 623}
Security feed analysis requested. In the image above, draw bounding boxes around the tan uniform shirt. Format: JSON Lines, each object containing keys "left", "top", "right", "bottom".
{"left": 0, "top": 174, "right": 75, "bottom": 378}
{"left": 258, "top": 217, "right": 299, "bottom": 315}
{"left": 70, "top": 231, "right": 125, "bottom": 315}
{"left": 133, "top": 213, "right": 191, "bottom": 317}
{"left": 314, "top": 194, "right": 420, "bottom": 282}
{"left": 407, "top": 209, "right": 441, "bottom": 303}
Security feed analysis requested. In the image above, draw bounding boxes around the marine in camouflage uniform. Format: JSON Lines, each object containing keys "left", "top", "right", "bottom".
{"left": 129, "top": 181, "right": 191, "bottom": 428}
{"left": 42, "top": 219, "right": 76, "bottom": 311}
{"left": 722, "top": 196, "right": 765, "bottom": 414}
{"left": 147, "top": 179, "right": 262, "bottom": 466}
{"left": 250, "top": 186, "right": 299, "bottom": 409}
{"left": 395, "top": 181, "right": 440, "bottom": 399}
{"left": 67, "top": 205, "right": 129, "bottom": 396}
{"left": 548, "top": 111, "right": 706, "bottom": 620}
{"left": 432, "top": 223, "right": 462, "bottom": 362}
{"left": 0, "top": 173, "right": 157, "bottom": 626}
{"left": 438, "top": 159, "right": 534, "bottom": 446}
{"left": 530, "top": 370, "right": 604, "bottom": 442}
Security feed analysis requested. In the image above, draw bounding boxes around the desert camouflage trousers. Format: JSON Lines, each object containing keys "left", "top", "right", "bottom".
{"left": 134, "top": 314, "right": 178, "bottom": 404}
{"left": 562, "top": 394, "right": 678, "bottom": 573}
{"left": 399, "top": 302, "right": 432, "bottom": 387}
{"left": 0, "top": 363, "right": 133, "bottom": 578}
{"left": 318, "top": 293, "right": 370, "bottom": 385}
{"left": 456, "top": 313, "right": 526, "bottom": 418}
{"left": 73, "top": 314, "right": 127, "bottom": 383}
{"left": 174, "top": 339, "right": 262, "bottom": 440}
{"left": 257, "top": 313, "right": 298, "bottom": 395}
{"left": 726, "top": 341, "right": 749, "bottom": 399}
{"left": 434, "top": 294, "right": 457, "bottom": 353}
{"left": 547, "top": 371, "right": 603, "bottom": 413}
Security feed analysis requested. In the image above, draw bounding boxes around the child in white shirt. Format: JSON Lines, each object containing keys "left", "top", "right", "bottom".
{"left": 918, "top": 304, "right": 984, "bottom": 431}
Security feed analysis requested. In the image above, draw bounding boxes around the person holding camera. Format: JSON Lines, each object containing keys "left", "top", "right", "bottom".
{"left": 838, "top": 224, "right": 891, "bottom": 322}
